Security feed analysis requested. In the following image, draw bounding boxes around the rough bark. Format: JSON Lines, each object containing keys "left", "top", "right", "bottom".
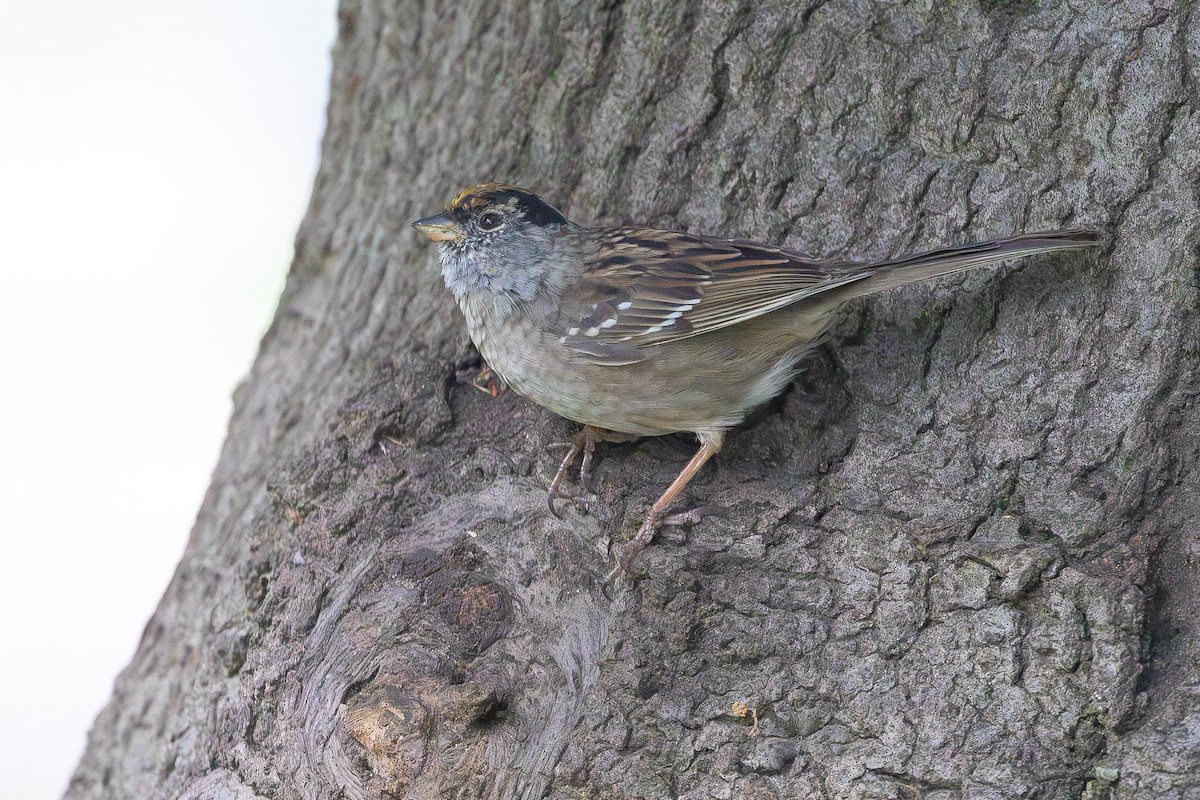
{"left": 68, "top": 1, "right": 1200, "bottom": 798}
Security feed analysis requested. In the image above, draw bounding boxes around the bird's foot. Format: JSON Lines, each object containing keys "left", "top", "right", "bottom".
{"left": 546, "top": 428, "right": 600, "bottom": 518}
{"left": 604, "top": 436, "right": 721, "bottom": 583}
{"left": 471, "top": 364, "right": 507, "bottom": 398}
{"left": 605, "top": 505, "right": 706, "bottom": 584}
{"left": 545, "top": 426, "right": 638, "bottom": 518}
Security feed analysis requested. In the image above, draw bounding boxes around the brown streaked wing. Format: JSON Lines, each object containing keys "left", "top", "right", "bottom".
{"left": 556, "top": 227, "right": 870, "bottom": 361}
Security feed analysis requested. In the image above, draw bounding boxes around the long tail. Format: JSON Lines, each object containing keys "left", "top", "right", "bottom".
{"left": 830, "top": 229, "right": 1102, "bottom": 301}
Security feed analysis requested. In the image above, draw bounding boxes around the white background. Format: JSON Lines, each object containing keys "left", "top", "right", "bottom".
{"left": 0, "top": 2, "right": 338, "bottom": 796}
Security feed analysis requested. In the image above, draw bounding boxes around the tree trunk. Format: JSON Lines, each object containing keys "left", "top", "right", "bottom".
{"left": 67, "top": 1, "right": 1200, "bottom": 798}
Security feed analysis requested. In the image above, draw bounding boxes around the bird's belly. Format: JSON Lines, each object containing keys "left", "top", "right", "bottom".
{"left": 472, "top": 324, "right": 663, "bottom": 434}
{"left": 468, "top": 306, "right": 828, "bottom": 438}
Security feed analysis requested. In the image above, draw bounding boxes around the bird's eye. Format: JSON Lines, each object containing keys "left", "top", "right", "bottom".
{"left": 478, "top": 212, "right": 502, "bottom": 231}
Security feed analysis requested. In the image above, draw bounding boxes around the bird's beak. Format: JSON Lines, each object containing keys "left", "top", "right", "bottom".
{"left": 412, "top": 212, "right": 461, "bottom": 242}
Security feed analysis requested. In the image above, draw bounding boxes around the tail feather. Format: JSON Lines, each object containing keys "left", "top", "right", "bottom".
{"left": 830, "top": 229, "right": 1102, "bottom": 301}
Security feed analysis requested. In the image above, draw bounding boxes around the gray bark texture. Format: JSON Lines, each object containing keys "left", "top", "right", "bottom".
{"left": 67, "top": 1, "right": 1200, "bottom": 798}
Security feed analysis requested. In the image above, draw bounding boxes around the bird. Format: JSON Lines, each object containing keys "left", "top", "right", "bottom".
{"left": 413, "top": 183, "right": 1100, "bottom": 574}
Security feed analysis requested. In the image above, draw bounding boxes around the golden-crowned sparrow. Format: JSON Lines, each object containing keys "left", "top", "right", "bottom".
{"left": 414, "top": 183, "right": 1100, "bottom": 571}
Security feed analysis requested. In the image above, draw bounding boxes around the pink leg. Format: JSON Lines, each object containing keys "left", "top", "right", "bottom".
{"left": 607, "top": 431, "right": 723, "bottom": 581}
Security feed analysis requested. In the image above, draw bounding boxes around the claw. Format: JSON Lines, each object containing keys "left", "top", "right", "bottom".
{"left": 471, "top": 364, "right": 507, "bottom": 397}
{"left": 548, "top": 491, "right": 566, "bottom": 519}
{"left": 547, "top": 482, "right": 588, "bottom": 519}
{"left": 546, "top": 430, "right": 588, "bottom": 517}
{"left": 605, "top": 505, "right": 706, "bottom": 583}
{"left": 662, "top": 506, "right": 705, "bottom": 528}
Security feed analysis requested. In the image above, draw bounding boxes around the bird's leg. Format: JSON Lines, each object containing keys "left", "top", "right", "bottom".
{"left": 638, "top": 433, "right": 723, "bottom": 541}
{"left": 548, "top": 426, "right": 638, "bottom": 517}
{"left": 608, "top": 431, "right": 723, "bottom": 581}
{"left": 547, "top": 431, "right": 586, "bottom": 518}
{"left": 548, "top": 425, "right": 617, "bottom": 517}
{"left": 578, "top": 431, "right": 598, "bottom": 491}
